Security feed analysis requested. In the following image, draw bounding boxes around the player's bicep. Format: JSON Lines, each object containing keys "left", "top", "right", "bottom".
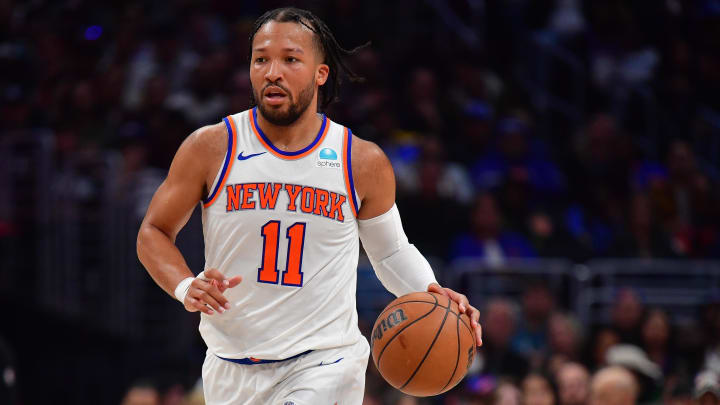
{"left": 142, "top": 137, "right": 207, "bottom": 240}
{"left": 353, "top": 138, "right": 396, "bottom": 220}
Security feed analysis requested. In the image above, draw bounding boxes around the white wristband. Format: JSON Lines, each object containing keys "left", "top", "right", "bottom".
{"left": 174, "top": 277, "right": 195, "bottom": 302}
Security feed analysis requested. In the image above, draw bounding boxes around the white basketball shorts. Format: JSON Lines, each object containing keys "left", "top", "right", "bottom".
{"left": 201, "top": 338, "right": 370, "bottom": 405}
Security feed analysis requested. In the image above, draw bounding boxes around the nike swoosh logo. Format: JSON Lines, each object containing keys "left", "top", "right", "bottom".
{"left": 238, "top": 151, "right": 266, "bottom": 161}
{"left": 319, "top": 357, "right": 343, "bottom": 366}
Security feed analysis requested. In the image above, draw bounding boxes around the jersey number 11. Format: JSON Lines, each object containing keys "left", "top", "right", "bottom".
{"left": 257, "top": 221, "right": 306, "bottom": 287}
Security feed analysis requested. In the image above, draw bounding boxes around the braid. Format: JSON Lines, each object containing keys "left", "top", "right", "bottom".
{"left": 249, "top": 7, "right": 369, "bottom": 111}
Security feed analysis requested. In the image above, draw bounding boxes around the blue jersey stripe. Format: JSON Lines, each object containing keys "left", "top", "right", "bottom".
{"left": 203, "top": 117, "right": 234, "bottom": 204}
{"left": 251, "top": 107, "right": 326, "bottom": 156}
{"left": 346, "top": 128, "right": 359, "bottom": 214}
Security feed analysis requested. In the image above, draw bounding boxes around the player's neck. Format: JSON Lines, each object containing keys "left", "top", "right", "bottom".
{"left": 256, "top": 108, "right": 323, "bottom": 152}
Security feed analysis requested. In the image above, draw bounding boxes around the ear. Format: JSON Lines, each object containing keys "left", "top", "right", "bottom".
{"left": 316, "top": 64, "right": 329, "bottom": 86}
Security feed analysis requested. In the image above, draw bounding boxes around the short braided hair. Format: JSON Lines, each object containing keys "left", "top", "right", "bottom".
{"left": 249, "top": 7, "right": 368, "bottom": 111}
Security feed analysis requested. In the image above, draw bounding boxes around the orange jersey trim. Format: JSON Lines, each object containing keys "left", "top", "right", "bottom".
{"left": 249, "top": 107, "right": 329, "bottom": 160}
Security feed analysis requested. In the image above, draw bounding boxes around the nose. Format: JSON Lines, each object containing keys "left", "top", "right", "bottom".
{"left": 264, "top": 60, "right": 282, "bottom": 83}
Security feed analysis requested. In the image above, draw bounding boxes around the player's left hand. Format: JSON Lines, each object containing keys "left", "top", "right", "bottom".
{"left": 427, "top": 283, "right": 482, "bottom": 347}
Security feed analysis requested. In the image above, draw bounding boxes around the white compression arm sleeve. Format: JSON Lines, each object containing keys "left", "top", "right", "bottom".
{"left": 358, "top": 204, "right": 438, "bottom": 297}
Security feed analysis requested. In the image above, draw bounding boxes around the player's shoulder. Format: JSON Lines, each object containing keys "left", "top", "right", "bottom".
{"left": 171, "top": 121, "right": 228, "bottom": 167}
{"left": 350, "top": 134, "right": 389, "bottom": 170}
{"left": 169, "top": 120, "right": 228, "bottom": 177}
{"left": 185, "top": 121, "right": 228, "bottom": 157}
{"left": 349, "top": 133, "right": 394, "bottom": 189}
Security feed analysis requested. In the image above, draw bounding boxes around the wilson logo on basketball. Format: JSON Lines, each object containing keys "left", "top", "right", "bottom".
{"left": 371, "top": 309, "right": 408, "bottom": 347}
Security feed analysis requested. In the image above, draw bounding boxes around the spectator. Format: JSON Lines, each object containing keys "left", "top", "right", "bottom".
{"left": 513, "top": 283, "right": 555, "bottom": 368}
{"left": 527, "top": 210, "right": 589, "bottom": 261}
{"left": 393, "top": 136, "right": 475, "bottom": 257}
{"left": 694, "top": 370, "right": 720, "bottom": 405}
{"left": 165, "top": 54, "right": 229, "bottom": 126}
{"left": 394, "top": 136, "right": 475, "bottom": 205}
{"left": 400, "top": 67, "right": 445, "bottom": 134}
{"left": 640, "top": 309, "right": 676, "bottom": 377}
{"left": 665, "top": 382, "right": 694, "bottom": 405}
{"left": 478, "top": 298, "right": 529, "bottom": 378}
{"left": 521, "top": 373, "right": 558, "bottom": 405}
{"left": 450, "top": 194, "right": 537, "bottom": 266}
{"left": 184, "top": 378, "right": 204, "bottom": 405}
{"left": 701, "top": 296, "right": 720, "bottom": 374}
{"left": 650, "top": 140, "right": 719, "bottom": 257}
{"left": 494, "top": 380, "right": 522, "bottom": 405}
{"left": 606, "top": 344, "right": 663, "bottom": 404}
{"left": 124, "top": 22, "right": 199, "bottom": 110}
{"left": 555, "top": 362, "right": 590, "bottom": 405}
{"left": 547, "top": 313, "right": 585, "bottom": 371}
{"left": 471, "top": 116, "right": 564, "bottom": 197}
{"left": 565, "top": 114, "right": 635, "bottom": 255}
{"left": 587, "top": 328, "right": 620, "bottom": 371}
{"left": 120, "top": 380, "right": 160, "bottom": 405}
{"left": 611, "top": 288, "right": 645, "bottom": 345}
{"left": 589, "top": 366, "right": 638, "bottom": 405}
{"left": 611, "top": 193, "right": 675, "bottom": 258}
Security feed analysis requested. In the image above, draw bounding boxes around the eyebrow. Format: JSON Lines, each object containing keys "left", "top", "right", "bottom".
{"left": 253, "top": 47, "right": 304, "bottom": 54}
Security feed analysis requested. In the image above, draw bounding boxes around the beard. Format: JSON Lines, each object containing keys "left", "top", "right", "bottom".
{"left": 253, "top": 79, "right": 316, "bottom": 126}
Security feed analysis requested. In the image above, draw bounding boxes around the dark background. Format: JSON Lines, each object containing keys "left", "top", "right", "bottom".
{"left": 1, "top": 0, "right": 720, "bottom": 404}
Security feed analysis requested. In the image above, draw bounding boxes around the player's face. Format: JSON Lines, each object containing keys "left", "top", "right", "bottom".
{"left": 250, "top": 21, "right": 329, "bottom": 126}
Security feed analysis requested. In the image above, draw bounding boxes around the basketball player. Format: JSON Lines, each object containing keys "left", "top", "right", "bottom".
{"left": 137, "top": 7, "right": 482, "bottom": 404}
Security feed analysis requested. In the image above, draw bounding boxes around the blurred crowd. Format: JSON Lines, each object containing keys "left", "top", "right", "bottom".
{"left": 3, "top": 0, "right": 720, "bottom": 264}
{"left": 2, "top": 0, "right": 720, "bottom": 404}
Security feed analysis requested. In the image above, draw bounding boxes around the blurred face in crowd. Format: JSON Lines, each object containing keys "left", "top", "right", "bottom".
{"left": 495, "top": 381, "right": 522, "bottom": 405}
{"left": 589, "top": 367, "right": 637, "bottom": 405}
{"left": 556, "top": 363, "right": 590, "bottom": 405}
{"left": 642, "top": 309, "right": 670, "bottom": 350}
{"left": 121, "top": 386, "right": 159, "bottom": 405}
{"left": 612, "top": 288, "right": 643, "bottom": 331}
{"left": 484, "top": 300, "right": 517, "bottom": 348}
{"left": 523, "top": 285, "right": 554, "bottom": 323}
{"left": 549, "top": 313, "right": 581, "bottom": 358}
{"left": 699, "top": 393, "right": 720, "bottom": 405}
{"left": 593, "top": 328, "right": 620, "bottom": 368}
{"left": 522, "top": 374, "right": 556, "bottom": 405}
{"left": 250, "top": 20, "right": 328, "bottom": 126}
{"left": 472, "top": 195, "right": 501, "bottom": 238}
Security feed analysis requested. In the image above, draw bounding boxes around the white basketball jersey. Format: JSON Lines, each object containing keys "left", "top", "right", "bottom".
{"left": 200, "top": 108, "right": 362, "bottom": 360}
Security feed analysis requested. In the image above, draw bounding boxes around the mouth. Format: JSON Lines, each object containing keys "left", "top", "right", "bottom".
{"left": 263, "top": 87, "right": 288, "bottom": 105}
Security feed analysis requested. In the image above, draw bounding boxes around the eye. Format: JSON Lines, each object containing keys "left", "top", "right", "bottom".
{"left": 286, "top": 57, "right": 298, "bottom": 63}
{"left": 255, "top": 57, "right": 266, "bottom": 63}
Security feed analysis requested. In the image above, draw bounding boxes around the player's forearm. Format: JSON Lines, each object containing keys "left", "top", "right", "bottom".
{"left": 137, "top": 223, "right": 195, "bottom": 297}
{"left": 359, "top": 204, "right": 438, "bottom": 296}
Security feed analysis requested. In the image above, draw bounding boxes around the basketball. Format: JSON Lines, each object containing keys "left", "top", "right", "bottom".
{"left": 370, "top": 291, "right": 477, "bottom": 397}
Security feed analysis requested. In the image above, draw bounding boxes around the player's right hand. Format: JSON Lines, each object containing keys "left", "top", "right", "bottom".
{"left": 184, "top": 268, "right": 242, "bottom": 315}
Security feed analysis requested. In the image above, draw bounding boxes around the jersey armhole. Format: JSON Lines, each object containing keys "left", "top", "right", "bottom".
{"left": 342, "top": 127, "right": 361, "bottom": 218}
{"left": 203, "top": 116, "right": 237, "bottom": 208}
